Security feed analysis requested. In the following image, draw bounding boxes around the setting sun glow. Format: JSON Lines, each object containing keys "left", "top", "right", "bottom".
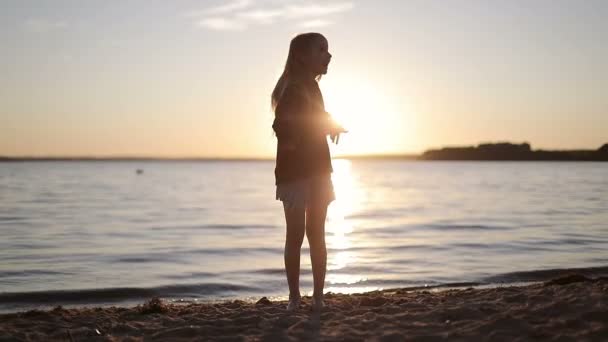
{"left": 322, "top": 78, "right": 414, "bottom": 156}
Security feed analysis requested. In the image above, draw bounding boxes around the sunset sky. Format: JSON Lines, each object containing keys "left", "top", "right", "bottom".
{"left": 1, "top": 0, "right": 606, "bottom": 158}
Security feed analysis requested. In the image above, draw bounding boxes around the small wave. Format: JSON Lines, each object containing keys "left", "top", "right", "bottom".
{"left": 481, "top": 266, "right": 608, "bottom": 284}
{"left": 448, "top": 242, "right": 495, "bottom": 249}
{"left": 1, "top": 252, "right": 98, "bottom": 262}
{"left": 0, "top": 216, "right": 27, "bottom": 222}
{"left": 327, "top": 278, "right": 483, "bottom": 290}
{"left": 0, "top": 282, "right": 261, "bottom": 305}
{"left": 330, "top": 266, "right": 608, "bottom": 290}
{"left": 528, "top": 238, "right": 608, "bottom": 246}
{"left": 331, "top": 265, "right": 405, "bottom": 275}
{"left": 105, "top": 231, "right": 143, "bottom": 238}
{"left": 250, "top": 268, "right": 293, "bottom": 275}
{"left": 386, "top": 244, "right": 446, "bottom": 252}
{"left": 426, "top": 223, "right": 512, "bottom": 231}
{"left": 115, "top": 257, "right": 175, "bottom": 263}
{"left": 110, "top": 247, "right": 285, "bottom": 262}
{"left": 351, "top": 226, "right": 412, "bottom": 235}
{"left": 0, "top": 270, "right": 71, "bottom": 277}
{"left": 332, "top": 278, "right": 437, "bottom": 287}
{"left": 3, "top": 242, "right": 58, "bottom": 249}
{"left": 149, "top": 223, "right": 274, "bottom": 231}
{"left": 345, "top": 208, "right": 423, "bottom": 220}
{"left": 353, "top": 223, "right": 511, "bottom": 235}
{"left": 384, "top": 281, "right": 483, "bottom": 290}
{"left": 250, "top": 264, "right": 415, "bottom": 277}
{"left": 589, "top": 258, "right": 608, "bottom": 263}
{"left": 162, "top": 272, "right": 216, "bottom": 280}
{"left": 202, "top": 223, "right": 274, "bottom": 230}
{"left": 184, "top": 247, "right": 283, "bottom": 255}
{"left": 104, "top": 252, "right": 184, "bottom": 264}
{"left": 21, "top": 198, "right": 54, "bottom": 204}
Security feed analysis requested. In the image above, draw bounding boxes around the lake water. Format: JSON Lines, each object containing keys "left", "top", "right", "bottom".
{"left": 1, "top": 160, "right": 607, "bottom": 313}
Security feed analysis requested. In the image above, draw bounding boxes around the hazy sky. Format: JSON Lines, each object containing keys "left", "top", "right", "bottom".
{"left": 1, "top": 0, "right": 606, "bottom": 158}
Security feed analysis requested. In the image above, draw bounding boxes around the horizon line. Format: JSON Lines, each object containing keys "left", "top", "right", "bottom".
{"left": 1, "top": 141, "right": 605, "bottom": 161}
{"left": 0, "top": 153, "right": 419, "bottom": 162}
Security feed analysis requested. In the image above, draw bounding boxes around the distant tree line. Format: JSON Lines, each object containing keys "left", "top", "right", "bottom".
{"left": 421, "top": 142, "right": 608, "bottom": 161}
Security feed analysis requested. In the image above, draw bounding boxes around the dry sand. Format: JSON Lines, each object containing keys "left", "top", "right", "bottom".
{"left": 0, "top": 275, "right": 606, "bottom": 341}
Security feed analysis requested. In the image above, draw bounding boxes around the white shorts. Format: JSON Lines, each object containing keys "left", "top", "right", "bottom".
{"left": 276, "top": 174, "right": 335, "bottom": 210}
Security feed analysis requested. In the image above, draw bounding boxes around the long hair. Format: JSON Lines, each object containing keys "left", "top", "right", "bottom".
{"left": 271, "top": 32, "right": 325, "bottom": 112}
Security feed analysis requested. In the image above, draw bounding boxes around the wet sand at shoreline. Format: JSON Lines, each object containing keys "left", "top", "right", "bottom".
{"left": 1, "top": 275, "right": 606, "bottom": 341}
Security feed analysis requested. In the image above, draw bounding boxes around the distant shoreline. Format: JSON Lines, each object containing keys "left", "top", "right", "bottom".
{"left": 0, "top": 157, "right": 274, "bottom": 162}
{"left": 1, "top": 142, "right": 607, "bottom": 162}
{"left": 420, "top": 142, "right": 608, "bottom": 161}
{"left": 0, "top": 155, "right": 419, "bottom": 162}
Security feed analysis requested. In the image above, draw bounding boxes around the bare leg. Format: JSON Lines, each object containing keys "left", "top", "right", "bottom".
{"left": 306, "top": 201, "right": 328, "bottom": 307}
{"left": 283, "top": 203, "right": 305, "bottom": 306}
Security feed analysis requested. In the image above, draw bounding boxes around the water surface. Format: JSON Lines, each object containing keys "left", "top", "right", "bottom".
{"left": 1, "top": 160, "right": 607, "bottom": 313}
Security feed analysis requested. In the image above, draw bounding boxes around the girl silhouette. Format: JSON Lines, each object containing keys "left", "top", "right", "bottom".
{"left": 271, "top": 33, "right": 346, "bottom": 311}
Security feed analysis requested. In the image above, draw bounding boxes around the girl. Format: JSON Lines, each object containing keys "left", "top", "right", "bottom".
{"left": 271, "top": 33, "right": 346, "bottom": 311}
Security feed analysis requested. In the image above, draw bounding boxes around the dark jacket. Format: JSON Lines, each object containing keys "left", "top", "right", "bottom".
{"left": 272, "top": 80, "right": 333, "bottom": 185}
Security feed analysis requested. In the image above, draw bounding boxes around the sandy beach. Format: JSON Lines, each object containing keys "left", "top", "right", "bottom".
{"left": 0, "top": 275, "right": 606, "bottom": 341}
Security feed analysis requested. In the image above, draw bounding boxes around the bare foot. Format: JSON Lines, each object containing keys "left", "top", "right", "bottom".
{"left": 286, "top": 295, "right": 301, "bottom": 311}
{"left": 311, "top": 295, "right": 324, "bottom": 312}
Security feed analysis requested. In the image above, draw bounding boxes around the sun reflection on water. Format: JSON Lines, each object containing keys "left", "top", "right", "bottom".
{"left": 325, "top": 159, "right": 377, "bottom": 292}
{"left": 327, "top": 159, "right": 358, "bottom": 253}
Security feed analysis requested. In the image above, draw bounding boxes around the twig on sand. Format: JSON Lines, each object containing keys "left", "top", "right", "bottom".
{"left": 66, "top": 328, "right": 74, "bottom": 342}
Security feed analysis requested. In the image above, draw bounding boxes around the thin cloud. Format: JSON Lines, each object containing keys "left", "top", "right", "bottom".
{"left": 189, "top": 0, "right": 355, "bottom": 31}
{"left": 284, "top": 2, "right": 354, "bottom": 18}
{"left": 198, "top": 17, "right": 247, "bottom": 31}
{"left": 298, "top": 19, "right": 332, "bottom": 28}
{"left": 236, "top": 9, "right": 284, "bottom": 24}
{"left": 204, "top": 0, "right": 254, "bottom": 15}
{"left": 24, "top": 18, "right": 67, "bottom": 33}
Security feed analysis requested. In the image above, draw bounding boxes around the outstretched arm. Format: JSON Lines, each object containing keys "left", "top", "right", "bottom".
{"left": 273, "top": 85, "right": 347, "bottom": 146}
{"left": 324, "top": 112, "right": 348, "bottom": 144}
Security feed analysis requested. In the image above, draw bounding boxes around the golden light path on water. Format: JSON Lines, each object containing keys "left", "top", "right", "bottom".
{"left": 321, "top": 159, "right": 381, "bottom": 295}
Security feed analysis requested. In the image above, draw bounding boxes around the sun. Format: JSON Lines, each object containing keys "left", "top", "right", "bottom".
{"left": 321, "top": 77, "right": 414, "bottom": 156}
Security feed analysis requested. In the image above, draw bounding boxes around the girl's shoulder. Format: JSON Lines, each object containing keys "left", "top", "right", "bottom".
{"left": 283, "top": 80, "right": 310, "bottom": 93}
{"left": 277, "top": 79, "right": 322, "bottom": 112}
{"left": 279, "top": 81, "right": 312, "bottom": 102}
{"left": 285, "top": 79, "right": 321, "bottom": 98}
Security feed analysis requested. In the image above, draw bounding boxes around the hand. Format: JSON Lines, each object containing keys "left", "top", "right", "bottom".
{"left": 330, "top": 125, "right": 348, "bottom": 144}
{"left": 325, "top": 112, "right": 347, "bottom": 144}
